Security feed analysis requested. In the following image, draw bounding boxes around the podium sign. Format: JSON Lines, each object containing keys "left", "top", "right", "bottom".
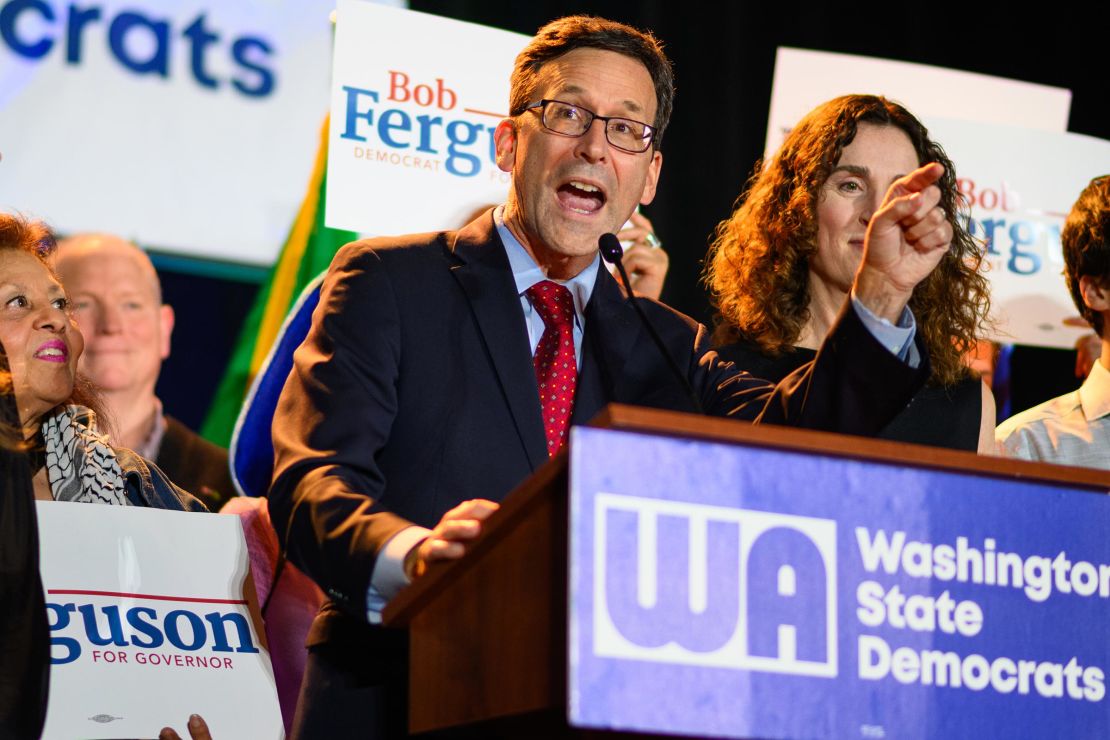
{"left": 568, "top": 427, "right": 1110, "bottom": 739}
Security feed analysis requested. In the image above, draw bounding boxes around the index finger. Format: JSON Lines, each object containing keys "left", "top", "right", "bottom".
{"left": 615, "top": 226, "right": 651, "bottom": 242}
{"left": 895, "top": 162, "right": 944, "bottom": 195}
{"left": 628, "top": 210, "right": 653, "bottom": 230}
{"left": 458, "top": 498, "right": 500, "bottom": 520}
{"left": 187, "top": 714, "right": 213, "bottom": 740}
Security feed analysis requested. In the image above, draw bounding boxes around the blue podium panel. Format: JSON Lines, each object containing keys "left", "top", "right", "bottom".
{"left": 567, "top": 426, "right": 1110, "bottom": 739}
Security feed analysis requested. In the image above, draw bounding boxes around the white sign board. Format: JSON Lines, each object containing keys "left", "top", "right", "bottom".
{"left": 0, "top": 0, "right": 336, "bottom": 266}
{"left": 925, "top": 118, "right": 1110, "bottom": 348}
{"left": 765, "top": 48, "right": 1072, "bottom": 157}
{"left": 37, "top": 503, "right": 283, "bottom": 739}
{"left": 326, "top": 2, "right": 529, "bottom": 235}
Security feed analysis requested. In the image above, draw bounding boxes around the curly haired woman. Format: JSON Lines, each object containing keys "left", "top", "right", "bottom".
{"left": 705, "top": 95, "right": 994, "bottom": 451}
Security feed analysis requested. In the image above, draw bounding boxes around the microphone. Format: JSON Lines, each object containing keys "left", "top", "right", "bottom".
{"left": 598, "top": 233, "right": 704, "bottom": 415}
{"left": 598, "top": 231, "right": 625, "bottom": 265}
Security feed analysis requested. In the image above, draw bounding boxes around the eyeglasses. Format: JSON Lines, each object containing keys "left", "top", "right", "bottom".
{"left": 525, "top": 99, "right": 655, "bottom": 154}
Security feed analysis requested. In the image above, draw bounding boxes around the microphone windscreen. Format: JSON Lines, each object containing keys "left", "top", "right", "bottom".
{"left": 598, "top": 233, "right": 624, "bottom": 265}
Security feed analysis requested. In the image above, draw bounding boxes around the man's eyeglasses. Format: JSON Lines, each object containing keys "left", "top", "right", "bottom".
{"left": 525, "top": 99, "right": 655, "bottom": 154}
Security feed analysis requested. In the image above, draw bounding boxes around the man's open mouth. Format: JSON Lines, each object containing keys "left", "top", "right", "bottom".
{"left": 557, "top": 180, "right": 607, "bottom": 214}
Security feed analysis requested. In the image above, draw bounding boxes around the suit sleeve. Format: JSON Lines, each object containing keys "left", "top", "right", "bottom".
{"left": 268, "top": 243, "right": 415, "bottom": 618}
{"left": 753, "top": 301, "right": 928, "bottom": 434}
{"left": 702, "top": 301, "right": 928, "bottom": 434}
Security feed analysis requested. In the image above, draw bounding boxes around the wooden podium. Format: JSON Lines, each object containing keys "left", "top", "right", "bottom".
{"left": 383, "top": 404, "right": 1109, "bottom": 738}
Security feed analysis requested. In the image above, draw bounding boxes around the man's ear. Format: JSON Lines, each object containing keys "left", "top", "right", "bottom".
{"left": 638, "top": 149, "right": 663, "bottom": 206}
{"left": 1079, "top": 275, "right": 1110, "bottom": 313}
{"left": 159, "top": 304, "right": 175, "bottom": 360}
{"left": 494, "top": 119, "right": 517, "bottom": 174}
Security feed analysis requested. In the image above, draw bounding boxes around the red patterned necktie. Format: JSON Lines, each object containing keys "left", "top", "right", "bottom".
{"left": 527, "top": 280, "right": 577, "bottom": 456}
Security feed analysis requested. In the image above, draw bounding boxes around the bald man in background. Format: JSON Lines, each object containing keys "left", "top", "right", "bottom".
{"left": 55, "top": 235, "right": 235, "bottom": 509}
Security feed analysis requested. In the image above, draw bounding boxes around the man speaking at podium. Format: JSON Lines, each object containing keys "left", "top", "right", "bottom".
{"left": 269, "top": 15, "right": 954, "bottom": 737}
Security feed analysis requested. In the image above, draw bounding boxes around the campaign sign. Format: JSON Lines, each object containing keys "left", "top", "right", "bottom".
{"left": 37, "top": 503, "right": 283, "bottom": 739}
{"left": 765, "top": 48, "right": 1071, "bottom": 159}
{"left": 568, "top": 427, "right": 1110, "bottom": 739}
{"left": 326, "top": 2, "right": 529, "bottom": 235}
{"left": 0, "top": 0, "right": 338, "bottom": 266}
{"left": 924, "top": 118, "right": 1110, "bottom": 349}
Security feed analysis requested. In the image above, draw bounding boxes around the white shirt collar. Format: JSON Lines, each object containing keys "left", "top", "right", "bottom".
{"left": 1078, "top": 357, "right": 1110, "bottom": 422}
{"left": 494, "top": 205, "right": 598, "bottom": 327}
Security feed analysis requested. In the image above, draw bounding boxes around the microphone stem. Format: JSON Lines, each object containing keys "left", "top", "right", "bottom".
{"left": 610, "top": 258, "right": 705, "bottom": 415}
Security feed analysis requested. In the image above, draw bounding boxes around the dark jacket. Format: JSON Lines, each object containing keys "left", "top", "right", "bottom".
{"left": 266, "top": 212, "right": 928, "bottom": 739}
{"left": 269, "top": 212, "right": 927, "bottom": 635}
{"left": 156, "top": 415, "right": 234, "bottom": 511}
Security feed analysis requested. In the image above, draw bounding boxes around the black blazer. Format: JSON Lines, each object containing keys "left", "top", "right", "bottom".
{"left": 157, "top": 415, "right": 235, "bottom": 510}
{"left": 268, "top": 212, "right": 926, "bottom": 640}
{"left": 0, "top": 346, "right": 49, "bottom": 739}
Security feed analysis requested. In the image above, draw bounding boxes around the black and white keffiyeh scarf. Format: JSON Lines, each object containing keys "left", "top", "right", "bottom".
{"left": 40, "top": 405, "right": 129, "bottom": 506}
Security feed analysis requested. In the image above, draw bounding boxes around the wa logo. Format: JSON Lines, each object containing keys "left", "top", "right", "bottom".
{"left": 593, "top": 493, "right": 837, "bottom": 677}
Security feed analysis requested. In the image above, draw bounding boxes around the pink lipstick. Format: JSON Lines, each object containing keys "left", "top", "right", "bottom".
{"left": 34, "top": 339, "right": 68, "bottom": 363}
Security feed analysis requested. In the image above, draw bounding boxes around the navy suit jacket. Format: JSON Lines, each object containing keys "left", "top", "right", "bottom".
{"left": 268, "top": 211, "right": 926, "bottom": 644}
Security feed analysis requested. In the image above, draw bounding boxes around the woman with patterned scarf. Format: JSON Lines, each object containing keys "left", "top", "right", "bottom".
{"left": 0, "top": 213, "right": 205, "bottom": 512}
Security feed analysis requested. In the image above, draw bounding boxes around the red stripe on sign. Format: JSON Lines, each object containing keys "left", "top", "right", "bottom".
{"left": 47, "top": 589, "right": 248, "bottom": 605}
{"left": 463, "top": 107, "right": 506, "bottom": 118}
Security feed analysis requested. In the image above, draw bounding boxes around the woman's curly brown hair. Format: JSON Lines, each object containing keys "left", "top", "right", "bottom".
{"left": 704, "top": 95, "right": 990, "bottom": 387}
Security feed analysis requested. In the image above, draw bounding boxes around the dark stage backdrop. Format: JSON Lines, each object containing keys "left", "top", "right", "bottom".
{"left": 155, "top": 265, "right": 260, "bottom": 432}
{"left": 158, "top": 2, "right": 1108, "bottom": 436}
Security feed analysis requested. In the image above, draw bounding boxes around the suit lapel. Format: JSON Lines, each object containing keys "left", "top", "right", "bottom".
{"left": 448, "top": 214, "right": 549, "bottom": 470}
{"left": 573, "top": 267, "right": 641, "bottom": 425}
